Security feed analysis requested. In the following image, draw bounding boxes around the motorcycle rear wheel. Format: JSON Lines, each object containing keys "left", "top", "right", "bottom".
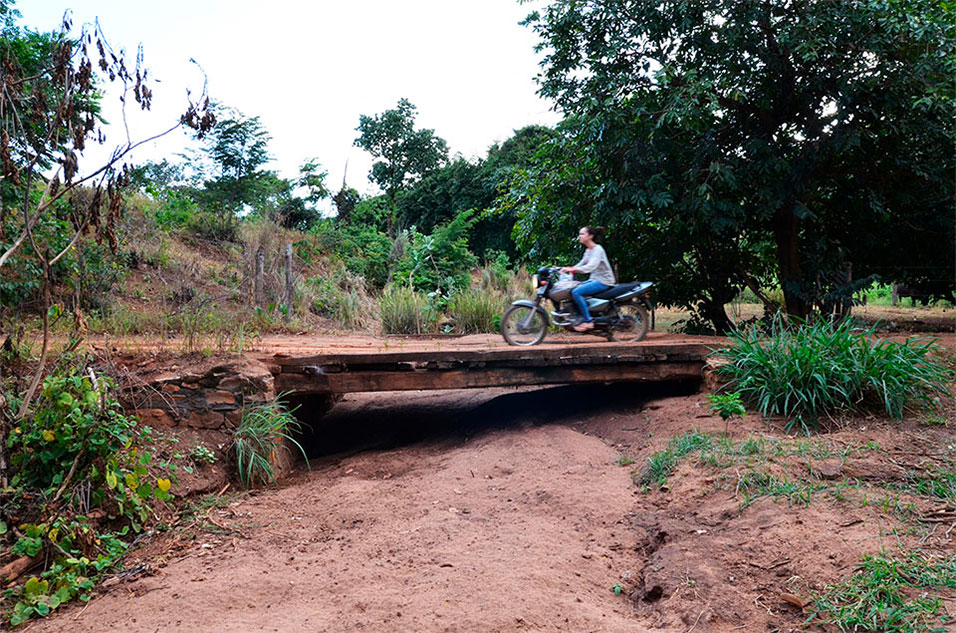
{"left": 607, "top": 302, "right": 649, "bottom": 342}
{"left": 501, "top": 305, "right": 548, "bottom": 346}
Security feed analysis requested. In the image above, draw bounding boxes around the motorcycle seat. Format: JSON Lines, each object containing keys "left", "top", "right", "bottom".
{"left": 592, "top": 281, "right": 651, "bottom": 300}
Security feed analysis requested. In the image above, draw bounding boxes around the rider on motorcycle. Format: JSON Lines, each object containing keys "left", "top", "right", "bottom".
{"left": 560, "top": 226, "right": 615, "bottom": 332}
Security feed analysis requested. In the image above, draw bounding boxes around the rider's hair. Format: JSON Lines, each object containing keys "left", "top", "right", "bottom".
{"left": 583, "top": 226, "right": 607, "bottom": 243}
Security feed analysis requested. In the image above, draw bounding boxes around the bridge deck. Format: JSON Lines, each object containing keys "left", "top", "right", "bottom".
{"left": 267, "top": 333, "right": 715, "bottom": 395}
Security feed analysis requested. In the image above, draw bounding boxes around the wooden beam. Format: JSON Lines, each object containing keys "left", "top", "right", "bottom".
{"left": 275, "top": 362, "right": 703, "bottom": 395}
{"left": 273, "top": 342, "right": 711, "bottom": 373}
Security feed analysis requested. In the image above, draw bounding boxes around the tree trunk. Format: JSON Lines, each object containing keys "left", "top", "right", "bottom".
{"left": 772, "top": 205, "right": 810, "bottom": 320}
{"left": 283, "top": 243, "right": 294, "bottom": 317}
{"left": 254, "top": 245, "right": 265, "bottom": 306}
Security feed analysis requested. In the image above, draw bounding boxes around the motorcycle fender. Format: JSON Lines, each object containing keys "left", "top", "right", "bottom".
{"left": 615, "top": 291, "right": 653, "bottom": 310}
{"left": 510, "top": 300, "right": 550, "bottom": 324}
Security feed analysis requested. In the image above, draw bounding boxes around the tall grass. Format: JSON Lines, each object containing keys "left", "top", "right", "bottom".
{"left": 305, "top": 265, "right": 374, "bottom": 330}
{"left": 714, "top": 316, "right": 952, "bottom": 431}
{"left": 380, "top": 283, "right": 432, "bottom": 334}
{"left": 450, "top": 289, "right": 502, "bottom": 334}
{"left": 231, "top": 399, "right": 307, "bottom": 488}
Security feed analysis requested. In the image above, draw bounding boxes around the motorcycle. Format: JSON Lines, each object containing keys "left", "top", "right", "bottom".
{"left": 501, "top": 266, "right": 654, "bottom": 346}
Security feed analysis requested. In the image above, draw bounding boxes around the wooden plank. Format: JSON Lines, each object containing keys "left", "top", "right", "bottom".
{"left": 274, "top": 343, "right": 710, "bottom": 373}
{"left": 275, "top": 362, "right": 703, "bottom": 395}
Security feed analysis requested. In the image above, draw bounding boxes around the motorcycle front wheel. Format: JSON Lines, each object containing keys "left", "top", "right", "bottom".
{"left": 501, "top": 304, "right": 548, "bottom": 346}
{"left": 607, "top": 302, "right": 649, "bottom": 343}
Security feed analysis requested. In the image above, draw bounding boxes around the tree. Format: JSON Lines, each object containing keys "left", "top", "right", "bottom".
{"left": 194, "top": 103, "right": 273, "bottom": 220}
{"left": 515, "top": 0, "right": 954, "bottom": 327}
{"left": 279, "top": 159, "right": 330, "bottom": 230}
{"left": 396, "top": 125, "right": 559, "bottom": 258}
{"left": 332, "top": 185, "right": 361, "bottom": 224}
{"left": 354, "top": 98, "right": 448, "bottom": 234}
{"left": 0, "top": 5, "right": 212, "bottom": 416}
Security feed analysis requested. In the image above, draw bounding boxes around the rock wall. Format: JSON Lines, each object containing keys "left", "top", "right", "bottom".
{"left": 119, "top": 356, "right": 277, "bottom": 431}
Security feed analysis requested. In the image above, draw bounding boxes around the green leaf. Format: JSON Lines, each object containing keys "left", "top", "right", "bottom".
{"left": 24, "top": 576, "right": 49, "bottom": 597}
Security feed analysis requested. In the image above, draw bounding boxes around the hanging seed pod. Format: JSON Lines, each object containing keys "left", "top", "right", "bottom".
{"left": 63, "top": 151, "right": 78, "bottom": 184}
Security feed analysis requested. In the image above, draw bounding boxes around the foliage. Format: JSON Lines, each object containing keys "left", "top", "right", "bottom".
{"left": 2, "top": 364, "right": 173, "bottom": 625}
{"left": 379, "top": 283, "right": 432, "bottom": 335}
{"left": 808, "top": 552, "right": 956, "bottom": 632}
{"left": 231, "top": 399, "right": 307, "bottom": 488}
{"left": 354, "top": 98, "right": 448, "bottom": 233}
{"left": 306, "top": 264, "right": 374, "bottom": 330}
{"left": 707, "top": 392, "right": 747, "bottom": 422}
{"left": 309, "top": 219, "right": 392, "bottom": 289}
{"left": 191, "top": 443, "right": 217, "bottom": 465}
{"left": 332, "top": 186, "right": 361, "bottom": 224}
{"left": 393, "top": 209, "right": 478, "bottom": 295}
{"left": 714, "top": 317, "right": 952, "bottom": 431}
{"left": 512, "top": 0, "right": 955, "bottom": 330}
{"left": 354, "top": 98, "right": 448, "bottom": 195}
{"left": 397, "top": 125, "right": 558, "bottom": 258}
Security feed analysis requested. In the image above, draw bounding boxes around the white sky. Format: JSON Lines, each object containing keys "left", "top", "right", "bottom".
{"left": 18, "top": 0, "right": 560, "bottom": 200}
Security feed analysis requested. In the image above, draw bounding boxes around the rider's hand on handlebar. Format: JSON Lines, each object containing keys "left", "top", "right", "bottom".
{"left": 560, "top": 266, "right": 574, "bottom": 274}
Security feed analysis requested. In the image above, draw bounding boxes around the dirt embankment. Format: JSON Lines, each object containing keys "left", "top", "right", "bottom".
{"left": 23, "top": 366, "right": 956, "bottom": 633}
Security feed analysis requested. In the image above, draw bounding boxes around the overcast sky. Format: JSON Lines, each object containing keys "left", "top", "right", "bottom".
{"left": 19, "top": 0, "right": 560, "bottom": 198}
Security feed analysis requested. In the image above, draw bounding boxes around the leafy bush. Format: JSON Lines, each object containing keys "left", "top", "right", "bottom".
{"left": 393, "top": 209, "right": 478, "bottom": 294}
{"left": 707, "top": 392, "right": 747, "bottom": 422}
{"left": 714, "top": 317, "right": 952, "bottom": 431}
{"left": 380, "top": 283, "right": 432, "bottom": 334}
{"left": 232, "top": 399, "right": 307, "bottom": 488}
{"left": 2, "top": 365, "right": 172, "bottom": 625}
{"left": 153, "top": 190, "right": 198, "bottom": 228}
{"left": 309, "top": 221, "right": 392, "bottom": 289}
{"left": 185, "top": 210, "right": 239, "bottom": 242}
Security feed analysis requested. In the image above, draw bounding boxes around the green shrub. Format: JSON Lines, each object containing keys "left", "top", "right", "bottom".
{"left": 152, "top": 190, "right": 198, "bottom": 228}
{"left": 393, "top": 209, "right": 478, "bottom": 295}
{"left": 450, "top": 289, "right": 501, "bottom": 334}
{"left": 232, "top": 399, "right": 307, "bottom": 488}
{"left": 707, "top": 392, "right": 747, "bottom": 422}
{"left": 715, "top": 316, "right": 952, "bottom": 431}
{"left": 309, "top": 221, "right": 392, "bottom": 289}
{"left": 185, "top": 210, "right": 239, "bottom": 242}
{"left": 3, "top": 365, "right": 172, "bottom": 625}
{"left": 380, "top": 283, "right": 432, "bottom": 334}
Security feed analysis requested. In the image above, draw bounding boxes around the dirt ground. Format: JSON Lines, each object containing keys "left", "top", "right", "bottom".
{"left": 22, "top": 379, "right": 955, "bottom": 633}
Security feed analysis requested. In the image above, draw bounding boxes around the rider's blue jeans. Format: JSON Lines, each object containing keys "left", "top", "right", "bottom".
{"left": 571, "top": 281, "right": 610, "bottom": 322}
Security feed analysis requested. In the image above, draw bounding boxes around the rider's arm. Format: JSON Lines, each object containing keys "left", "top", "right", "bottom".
{"left": 573, "top": 246, "right": 604, "bottom": 274}
{"left": 563, "top": 251, "right": 591, "bottom": 274}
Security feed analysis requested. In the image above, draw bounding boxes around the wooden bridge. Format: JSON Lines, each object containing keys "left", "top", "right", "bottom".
{"left": 268, "top": 334, "right": 713, "bottom": 396}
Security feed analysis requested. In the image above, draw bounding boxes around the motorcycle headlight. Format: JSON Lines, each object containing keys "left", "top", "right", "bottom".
{"left": 532, "top": 274, "right": 539, "bottom": 288}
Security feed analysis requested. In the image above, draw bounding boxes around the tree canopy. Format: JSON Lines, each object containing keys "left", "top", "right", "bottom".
{"left": 354, "top": 98, "right": 448, "bottom": 233}
{"left": 507, "top": 0, "right": 955, "bottom": 329}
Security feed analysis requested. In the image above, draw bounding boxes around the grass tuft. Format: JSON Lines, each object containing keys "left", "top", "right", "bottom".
{"left": 380, "top": 283, "right": 432, "bottom": 335}
{"left": 714, "top": 316, "right": 952, "bottom": 432}
{"left": 808, "top": 552, "right": 956, "bottom": 632}
{"left": 232, "top": 399, "right": 307, "bottom": 488}
{"left": 637, "top": 430, "right": 712, "bottom": 487}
